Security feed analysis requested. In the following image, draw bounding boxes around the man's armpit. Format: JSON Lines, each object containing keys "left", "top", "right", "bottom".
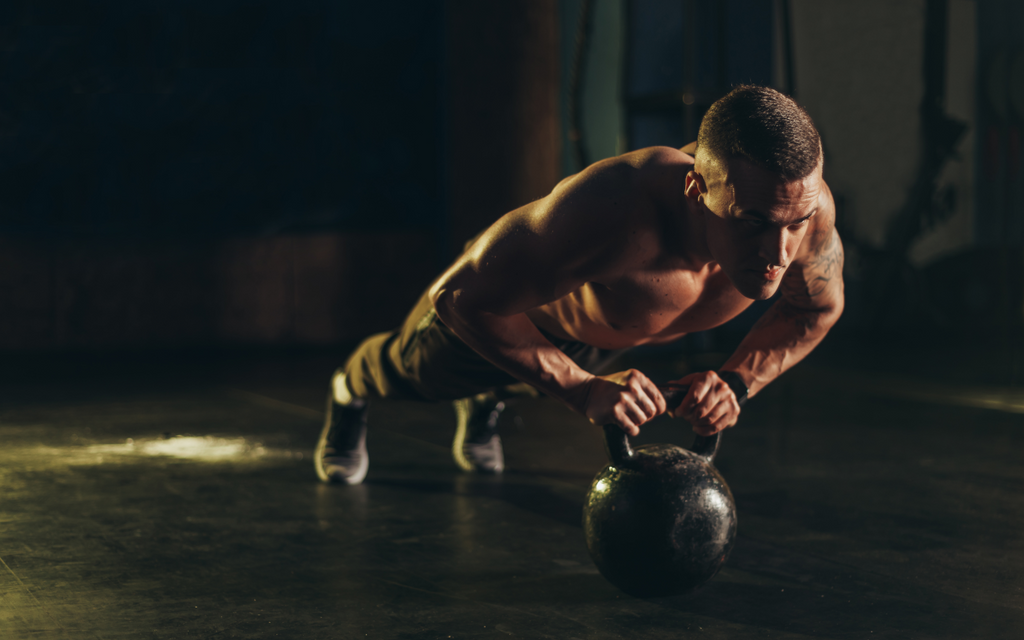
{"left": 781, "top": 229, "right": 844, "bottom": 304}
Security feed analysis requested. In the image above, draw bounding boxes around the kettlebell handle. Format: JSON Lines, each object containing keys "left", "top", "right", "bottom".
{"left": 602, "top": 385, "right": 721, "bottom": 470}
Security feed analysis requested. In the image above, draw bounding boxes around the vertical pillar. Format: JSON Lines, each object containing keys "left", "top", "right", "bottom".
{"left": 445, "top": 0, "right": 562, "bottom": 253}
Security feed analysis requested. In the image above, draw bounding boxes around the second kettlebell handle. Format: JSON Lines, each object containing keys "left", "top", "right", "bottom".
{"left": 602, "top": 384, "right": 721, "bottom": 470}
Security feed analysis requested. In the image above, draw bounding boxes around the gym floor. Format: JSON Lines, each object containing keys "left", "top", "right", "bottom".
{"left": 1, "top": 343, "right": 1023, "bottom": 639}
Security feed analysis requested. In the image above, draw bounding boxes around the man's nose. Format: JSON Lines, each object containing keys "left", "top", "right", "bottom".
{"left": 759, "top": 228, "right": 789, "bottom": 266}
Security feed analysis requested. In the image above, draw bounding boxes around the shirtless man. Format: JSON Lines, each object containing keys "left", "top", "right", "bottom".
{"left": 315, "top": 85, "right": 844, "bottom": 485}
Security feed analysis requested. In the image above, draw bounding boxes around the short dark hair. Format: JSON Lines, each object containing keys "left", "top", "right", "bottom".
{"left": 697, "top": 85, "right": 821, "bottom": 181}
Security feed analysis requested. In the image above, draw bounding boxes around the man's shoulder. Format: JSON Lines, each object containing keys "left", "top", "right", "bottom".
{"left": 578, "top": 146, "right": 694, "bottom": 178}
{"left": 811, "top": 179, "right": 837, "bottom": 235}
{"left": 561, "top": 147, "right": 692, "bottom": 203}
{"left": 795, "top": 178, "right": 838, "bottom": 262}
{"left": 510, "top": 148, "right": 689, "bottom": 272}
{"left": 619, "top": 146, "right": 695, "bottom": 175}
{"left": 552, "top": 147, "right": 679, "bottom": 201}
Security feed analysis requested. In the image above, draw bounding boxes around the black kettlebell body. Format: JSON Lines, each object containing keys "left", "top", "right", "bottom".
{"left": 583, "top": 389, "right": 737, "bottom": 597}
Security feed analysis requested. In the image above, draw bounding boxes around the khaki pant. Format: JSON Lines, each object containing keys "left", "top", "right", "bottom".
{"left": 343, "top": 288, "right": 626, "bottom": 403}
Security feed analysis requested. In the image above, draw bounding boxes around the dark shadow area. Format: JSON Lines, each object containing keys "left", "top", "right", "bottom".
{"left": 367, "top": 476, "right": 587, "bottom": 529}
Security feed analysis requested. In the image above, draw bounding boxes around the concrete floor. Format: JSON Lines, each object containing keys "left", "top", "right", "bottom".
{"left": 1, "top": 348, "right": 1023, "bottom": 638}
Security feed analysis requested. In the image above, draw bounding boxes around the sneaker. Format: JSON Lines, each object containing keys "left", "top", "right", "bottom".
{"left": 452, "top": 395, "right": 505, "bottom": 474}
{"left": 315, "top": 393, "right": 369, "bottom": 485}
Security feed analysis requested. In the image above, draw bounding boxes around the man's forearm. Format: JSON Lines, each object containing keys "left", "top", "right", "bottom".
{"left": 719, "top": 298, "right": 842, "bottom": 397}
{"left": 431, "top": 286, "right": 593, "bottom": 410}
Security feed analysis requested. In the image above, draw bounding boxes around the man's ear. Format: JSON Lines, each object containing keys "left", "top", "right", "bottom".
{"left": 684, "top": 171, "right": 707, "bottom": 201}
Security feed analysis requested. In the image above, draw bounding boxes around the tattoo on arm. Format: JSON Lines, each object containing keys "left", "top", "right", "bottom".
{"left": 781, "top": 228, "right": 845, "bottom": 304}
{"left": 728, "top": 223, "right": 844, "bottom": 390}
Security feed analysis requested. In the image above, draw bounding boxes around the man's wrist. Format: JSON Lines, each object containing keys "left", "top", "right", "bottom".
{"left": 556, "top": 372, "right": 597, "bottom": 414}
{"left": 717, "top": 370, "right": 749, "bottom": 407}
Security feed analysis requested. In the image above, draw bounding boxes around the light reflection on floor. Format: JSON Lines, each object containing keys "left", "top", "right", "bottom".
{"left": 36, "top": 436, "right": 302, "bottom": 463}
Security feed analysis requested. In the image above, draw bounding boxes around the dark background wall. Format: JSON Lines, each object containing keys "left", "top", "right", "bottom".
{"left": 0, "top": 0, "right": 1019, "bottom": 363}
{"left": 0, "top": 1, "right": 444, "bottom": 239}
{"left": 0, "top": 0, "right": 561, "bottom": 350}
{"left": 446, "top": 1, "right": 561, "bottom": 252}
{"left": 976, "top": 0, "right": 1024, "bottom": 247}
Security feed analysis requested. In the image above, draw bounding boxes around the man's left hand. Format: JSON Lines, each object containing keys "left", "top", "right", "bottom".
{"left": 667, "top": 370, "right": 741, "bottom": 436}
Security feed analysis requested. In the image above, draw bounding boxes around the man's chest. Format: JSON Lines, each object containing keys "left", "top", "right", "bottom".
{"left": 547, "top": 266, "right": 754, "bottom": 345}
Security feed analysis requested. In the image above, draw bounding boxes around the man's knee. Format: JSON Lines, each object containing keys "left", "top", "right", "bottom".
{"left": 342, "top": 332, "right": 411, "bottom": 400}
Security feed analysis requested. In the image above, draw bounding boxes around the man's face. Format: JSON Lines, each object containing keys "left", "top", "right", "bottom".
{"left": 688, "top": 156, "right": 823, "bottom": 300}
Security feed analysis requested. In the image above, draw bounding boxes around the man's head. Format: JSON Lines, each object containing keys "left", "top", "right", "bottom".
{"left": 685, "top": 85, "right": 824, "bottom": 300}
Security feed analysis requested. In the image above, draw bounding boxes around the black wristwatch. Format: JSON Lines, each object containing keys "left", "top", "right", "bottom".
{"left": 717, "top": 370, "right": 749, "bottom": 407}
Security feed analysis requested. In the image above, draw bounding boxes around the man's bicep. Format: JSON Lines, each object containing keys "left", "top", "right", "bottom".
{"left": 780, "top": 226, "right": 845, "bottom": 311}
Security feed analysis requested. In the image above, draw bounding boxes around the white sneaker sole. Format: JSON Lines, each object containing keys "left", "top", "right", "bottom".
{"left": 451, "top": 398, "right": 475, "bottom": 472}
{"left": 452, "top": 397, "right": 504, "bottom": 474}
{"left": 315, "top": 432, "right": 369, "bottom": 485}
{"left": 315, "top": 392, "right": 368, "bottom": 485}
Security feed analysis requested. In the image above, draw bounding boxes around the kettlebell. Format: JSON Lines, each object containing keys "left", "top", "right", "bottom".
{"left": 582, "top": 386, "right": 737, "bottom": 597}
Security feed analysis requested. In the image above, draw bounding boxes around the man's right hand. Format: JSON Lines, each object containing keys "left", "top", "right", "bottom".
{"left": 580, "top": 370, "right": 667, "bottom": 436}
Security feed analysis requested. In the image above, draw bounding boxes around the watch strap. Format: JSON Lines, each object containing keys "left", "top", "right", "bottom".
{"left": 717, "top": 370, "right": 749, "bottom": 407}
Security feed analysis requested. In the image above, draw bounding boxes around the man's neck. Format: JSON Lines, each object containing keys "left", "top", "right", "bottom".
{"left": 679, "top": 189, "right": 716, "bottom": 270}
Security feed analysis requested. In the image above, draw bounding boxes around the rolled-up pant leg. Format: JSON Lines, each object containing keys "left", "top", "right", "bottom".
{"left": 343, "top": 288, "right": 627, "bottom": 403}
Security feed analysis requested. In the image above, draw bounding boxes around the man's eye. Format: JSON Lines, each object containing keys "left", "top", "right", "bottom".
{"left": 743, "top": 218, "right": 763, "bottom": 228}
